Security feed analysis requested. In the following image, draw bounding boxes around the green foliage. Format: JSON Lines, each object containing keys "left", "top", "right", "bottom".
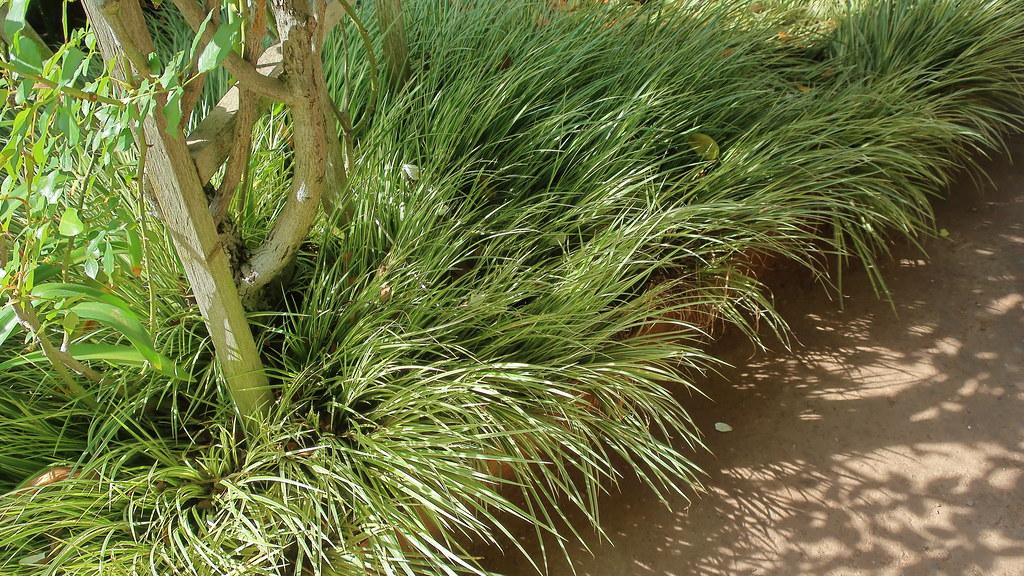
{"left": 0, "top": 15, "right": 181, "bottom": 381}
{"left": 3, "top": 0, "right": 1024, "bottom": 575}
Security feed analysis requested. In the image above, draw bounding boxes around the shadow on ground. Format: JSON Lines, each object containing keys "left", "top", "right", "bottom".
{"left": 481, "top": 146, "right": 1024, "bottom": 575}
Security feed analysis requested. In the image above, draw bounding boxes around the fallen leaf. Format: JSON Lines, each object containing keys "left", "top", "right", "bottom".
{"left": 401, "top": 163, "right": 420, "bottom": 182}
{"left": 687, "top": 133, "right": 720, "bottom": 162}
{"left": 26, "top": 466, "right": 71, "bottom": 487}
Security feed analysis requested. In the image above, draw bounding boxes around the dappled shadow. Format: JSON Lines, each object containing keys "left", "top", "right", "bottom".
{"left": 481, "top": 145, "right": 1024, "bottom": 574}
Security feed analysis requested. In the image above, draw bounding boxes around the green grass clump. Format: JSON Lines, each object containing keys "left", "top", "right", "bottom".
{"left": 3, "top": 1, "right": 1024, "bottom": 574}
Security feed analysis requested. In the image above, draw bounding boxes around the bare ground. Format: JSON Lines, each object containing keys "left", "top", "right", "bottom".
{"left": 481, "top": 147, "right": 1024, "bottom": 575}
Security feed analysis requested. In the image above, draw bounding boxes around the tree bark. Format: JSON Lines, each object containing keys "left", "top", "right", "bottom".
{"left": 81, "top": 0, "right": 273, "bottom": 422}
{"left": 185, "top": 0, "right": 345, "bottom": 186}
{"left": 78, "top": 0, "right": 354, "bottom": 416}
{"left": 236, "top": 0, "right": 346, "bottom": 301}
{"left": 375, "top": 0, "right": 409, "bottom": 91}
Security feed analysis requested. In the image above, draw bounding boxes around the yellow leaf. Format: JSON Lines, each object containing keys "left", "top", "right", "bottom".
{"left": 686, "top": 133, "right": 720, "bottom": 162}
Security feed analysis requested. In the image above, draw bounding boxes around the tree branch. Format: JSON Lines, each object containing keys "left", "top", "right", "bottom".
{"left": 236, "top": 0, "right": 347, "bottom": 300}
{"left": 210, "top": 89, "right": 258, "bottom": 221}
{"left": 10, "top": 301, "right": 104, "bottom": 386}
{"left": 84, "top": 0, "right": 273, "bottom": 422}
{"left": 0, "top": 60, "right": 123, "bottom": 105}
{"left": 0, "top": 240, "right": 100, "bottom": 403}
{"left": 168, "top": 0, "right": 292, "bottom": 102}
{"left": 209, "top": 0, "right": 267, "bottom": 221}
{"left": 186, "top": 1, "right": 344, "bottom": 185}
{"left": 181, "top": 73, "right": 207, "bottom": 127}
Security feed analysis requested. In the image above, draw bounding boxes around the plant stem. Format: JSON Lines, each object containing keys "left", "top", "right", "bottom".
{"left": 236, "top": 0, "right": 347, "bottom": 301}
{"left": 10, "top": 300, "right": 101, "bottom": 402}
{"left": 0, "top": 234, "right": 99, "bottom": 405}
{"left": 0, "top": 60, "right": 123, "bottom": 105}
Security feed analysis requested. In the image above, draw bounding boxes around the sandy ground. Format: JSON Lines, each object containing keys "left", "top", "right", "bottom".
{"left": 482, "top": 148, "right": 1024, "bottom": 575}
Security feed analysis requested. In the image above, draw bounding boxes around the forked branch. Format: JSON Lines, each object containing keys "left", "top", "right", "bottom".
{"left": 83, "top": 0, "right": 273, "bottom": 422}
{"left": 169, "top": 0, "right": 292, "bottom": 102}
{"left": 234, "top": 0, "right": 347, "bottom": 300}
{"left": 10, "top": 301, "right": 104, "bottom": 389}
{"left": 185, "top": 2, "right": 344, "bottom": 185}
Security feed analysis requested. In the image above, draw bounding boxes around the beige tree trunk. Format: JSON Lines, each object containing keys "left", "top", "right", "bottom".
{"left": 80, "top": 0, "right": 353, "bottom": 422}
{"left": 375, "top": 0, "right": 409, "bottom": 91}
{"left": 81, "top": 0, "right": 272, "bottom": 421}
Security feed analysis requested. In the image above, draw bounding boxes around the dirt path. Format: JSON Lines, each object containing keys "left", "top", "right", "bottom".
{"left": 483, "top": 148, "right": 1024, "bottom": 575}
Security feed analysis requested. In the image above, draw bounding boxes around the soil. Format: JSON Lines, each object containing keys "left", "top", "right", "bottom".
{"left": 481, "top": 144, "right": 1024, "bottom": 575}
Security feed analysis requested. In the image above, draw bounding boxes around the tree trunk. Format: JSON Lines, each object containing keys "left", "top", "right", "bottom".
{"left": 375, "top": 0, "right": 409, "bottom": 91}
{"left": 81, "top": 0, "right": 273, "bottom": 422}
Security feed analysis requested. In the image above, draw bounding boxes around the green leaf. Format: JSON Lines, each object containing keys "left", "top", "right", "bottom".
{"left": 714, "top": 422, "right": 733, "bottom": 433}
{"left": 9, "top": 33, "right": 44, "bottom": 75}
{"left": 126, "top": 229, "right": 143, "bottom": 275}
{"left": 147, "top": 52, "right": 162, "bottom": 77}
{"left": 18, "top": 552, "right": 46, "bottom": 567}
{"left": 102, "top": 242, "right": 115, "bottom": 277}
{"left": 31, "top": 285, "right": 165, "bottom": 371}
{"left": 197, "top": 18, "right": 241, "bottom": 74}
{"left": 157, "top": 62, "right": 178, "bottom": 91}
{"left": 70, "top": 300, "right": 166, "bottom": 370}
{"left": 2, "top": 0, "right": 28, "bottom": 39}
{"left": 37, "top": 171, "right": 61, "bottom": 204}
{"left": 0, "top": 344, "right": 192, "bottom": 381}
{"left": 33, "top": 282, "right": 130, "bottom": 311}
{"left": 62, "top": 310, "right": 79, "bottom": 334}
{"left": 83, "top": 258, "right": 99, "bottom": 279}
{"left": 32, "top": 264, "right": 61, "bottom": 285}
{"left": 59, "top": 47, "right": 86, "bottom": 86}
{"left": 0, "top": 305, "right": 20, "bottom": 347}
{"left": 686, "top": 132, "right": 720, "bottom": 162}
{"left": 33, "top": 221, "right": 48, "bottom": 244}
{"left": 66, "top": 110, "right": 80, "bottom": 147}
{"left": 58, "top": 208, "right": 85, "bottom": 236}
{"left": 15, "top": 77, "right": 31, "bottom": 103}
{"left": 21, "top": 266, "right": 34, "bottom": 293}
{"left": 163, "top": 86, "right": 184, "bottom": 135}
{"left": 189, "top": 12, "right": 215, "bottom": 57}
{"left": 10, "top": 107, "right": 31, "bottom": 136}
{"left": 31, "top": 135, "right": 47, "bottom": 165}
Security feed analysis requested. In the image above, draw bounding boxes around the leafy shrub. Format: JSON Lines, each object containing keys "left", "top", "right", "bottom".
{"left": 2, "top": 1, "right": 1024, "bottom": 574}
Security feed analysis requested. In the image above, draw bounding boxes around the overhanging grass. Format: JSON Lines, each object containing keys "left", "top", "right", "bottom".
{"left": 2, "top": 1, "right": 1024, "bottom": 574}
